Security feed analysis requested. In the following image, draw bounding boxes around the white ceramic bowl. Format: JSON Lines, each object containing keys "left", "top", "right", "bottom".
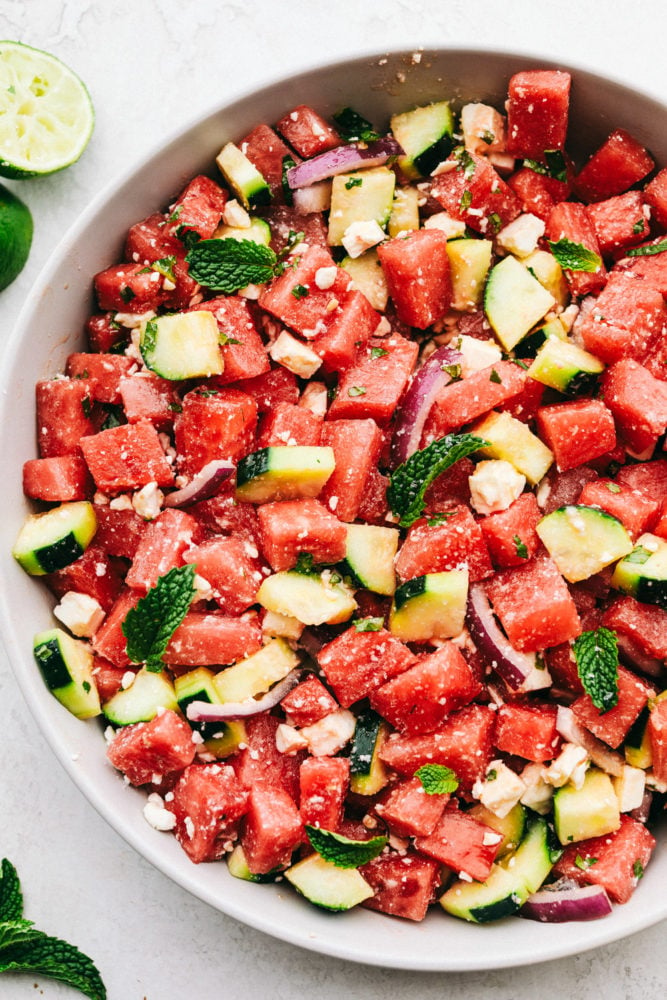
{"left": 1, "top": 48, "right": 666, "bottom": 971}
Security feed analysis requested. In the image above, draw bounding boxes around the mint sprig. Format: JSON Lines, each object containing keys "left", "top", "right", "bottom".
{"left": 186, "top": 238, "right": 277, "bottom": 293}
{"left": 122, "top": 564, "right": 196, "bottom": 671}
{"left": 415, "top": 763, "right": 459, "bottom": 795}
{"left": 305, "top": 827, "right": 387, "bottom": 869}
{"left": 0, "top": 859, "right": 106, "bottom": 999}
{"left": 547, "top": 238, "right": 602, "bottom": 273}
{"left": 573, "top": 626, "right": 619, "bottom": 714}
{"left": 625, "top": 239, "right": 667, "bottom": 258}
{"left": 387, "top": 433, "right": 488, "bottom": 528}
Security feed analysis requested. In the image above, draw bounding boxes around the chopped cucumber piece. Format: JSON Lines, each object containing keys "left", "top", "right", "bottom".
{"left": 173, "top": 667, "right": 247, "bottom": 756}
{"left": 212, "top": 637, "right": 299, "bottom": 703}
{"left": 102, "top": 667, "right": 178, "bottom": 725}
{"left": 387, "top": 185, "right": 420, "bottom": 237}
{"left": 327, "top": 166, "right": 395, "bottom": 246}
{"left": 446, "top": 238, "right": 493, "bottom": 312}
{"left": 213, "top": 216, "right": 271, "bottom": 244}
{"left": 522, "top": 248, "right": 569, "bottom": 307}
{"left": 484, "top": 255, "right": 556, "bottom": 351}
{"left": 611, "top": 534, "right": 667, "bottom": 609}
{"left": 33, "top": 628, "right": 101, "bottom": 719}
{"left": 553, "top": 767, "right": 621, "bottom": 845}
{"left": 140, "top": 311, "right": 223, "bottom": 380}
{"left": 467, "top": 802, "right": 527, "bottom": 858}
{"left": 389, "top": 569, "right": 469, "bottom": 642}
{"left": 528, "top": 336, "right": 604, "bottom": 396}
{"left": 473, "top": 410, "right": 554, "bottom": 485}
{"left": 349, "top": 710, "right": 391, "bottom": 796}
{"left": 390, "top": 101, "right": 454, "bottom": 179}
{"left": 343, "top": 523, "right": 399, "bottom": 596}
{"left": 257, "top": 570, "right": 357, "bottom": 626}
{"left": 340, "top": 249, "right": 388, "bottom": 311}
{"left": 13, "top": 501, "right": 97, "bottom": 576}
{"left": 227, "top": 844, "right": 282, "bottom": 883}
{"left": 216, "top": 142, "right": 271, "bottom": 209}
{"left": 284, "top": 852, "right": 374, "bottom": 911}
{"left": 236, "top": 446, "right": 336, "bottom": 503}
{"left": 537, "top": 505, "right": 634, "bottom": 583}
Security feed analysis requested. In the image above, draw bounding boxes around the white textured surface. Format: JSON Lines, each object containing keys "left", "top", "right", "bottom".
{"left": 1, "top": 2, "right": 666, "bottom": 997}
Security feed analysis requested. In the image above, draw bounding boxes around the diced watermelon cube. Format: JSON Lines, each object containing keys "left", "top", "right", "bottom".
{"left": 92, "top": 505, "right": 148, "bottom": 560}
{"left": 422, "top": 360, "right": 527, "bottom": 442}
{"left": 356, "top": 465, "right": 390, "bottom": 525}
{"left": 602, "top": 357, "right": 667, "bottom": 455}
{"left": 183, "top": 535, "right": 262, "bottom": 614}
{"left": 170, "top": 762, "right": 249, "bottom": 863}
{"left": 257, "top": 497, "right": 347, "bottom": 571}
{"left": 318, "top": 417, "right": 383, "bottom": 522}
{"left": 414, "top": 804, "right": 502, "bottom": 881}
{"left": 92, "top": 656, "right": 127, "bottom": 703}
{"left": 164, "top": 612, "right": 263, "bottom": 670}
{"left": 45, "top": 543, "right": 124, "bottom": 613}
{"left": 370, "top": 643, "right": 482, "bottom": 735}
{"left": 232, "top": 714, "right": 304, "bottom": 801}
{"left": 91, "top": 588, "right": 141, "bottom": 668}
{"left": 106, "top": 709, "right": 196, "bottom": 786}
{"left": 536, "top": 398, "right": 616, "bottom": 471}
{"left": 587, "top": 191, "right": 650, "bottom": 255}
{"left": 493, "top": 701, "right": 561, "bottom": 762}
{"left": 376, "top": 776, "right": 450, "bottom": 838}
{"left": 648, "top": 699, "right": 667, "bottom": 783}
{"left": 506, "top": 166, "right": 569, "bottom": 222}
{"left": 238, "top": 123, "right": 296, "bottom": 200}
{"left": 313, "top": 289, "right": 380, "bottom": 373}
{"left": 360, "top": 851, "right": 441, "bottom": 921}
{"left": 164, "top": 174, "right": 228, "bottom": 241}
{"left": 192, "top": 295, "right": 271, "bottom": 384}
{"left": 552, "top": 815, "right": 655, "bottom": 903}
{"left": 119, "top": 371, "right": 182, "bottom": 428}
{"left": 545, "top": 201, "right": 606, "bottom": 296}
{"left": 94, "top": 262, "right": 168, "bottom": 313}
{"left": 326, "top": 334, "right": 419, "bottom": 424}
{"left": 174, "top": 387, "right": 258, "bottom": 475}
{"left": 644, "top": 167, "right": 667, "bottom": 229}
{"left": 86, "top": 312, "right": 127, "bottom": 353}
{"left": 65, "top": 353, "right": 135, "bottom": 406}
{"left": 275, "top": 104, "right": 341, "bottom": 159}
{"left": 395, "top": 505, "right": 493, "bottom": 583}
{"left": 259, "top": 245, "right": 350, "bottom": 338}
{"left": 241, "top": 783, "right": 304, "bottom": 874}
{"left": 257, "top": 401, "right": 322, "bottom": 448}
{"left": 506, "top": 69, "right": 571, "bottom": 158}
{"left": 602, "top": 596, "right": 667, "bottom": 661}
{"left": 572, "top": 665, "right": 653, "bottom": 748}
{"left": 36, "top": 378, "right": 96, "bottom": 458}
{"left": 575, "top": 129, "right": 655, "bottom": 203}
{"left": 80, "top": 420, "right": 174, "bottom": 493}
{"left": 299, "top": 756, "right": 349, "bottom": 831}
{"left": 579, "top": 272, "right": 667, "bottom": 366}
{"left": 377, "top": 229, "right": 452, "bottom": 329}
{"left": 578, "top": 478, "right": 658, "bottom": 540}
{"left": 484, "top": 554, "right": 581, "bottom": 652}
{"left": 479, "top": 492, "right": 542, "bottom": 568}
{"left": 317, "top": 627, "right": 417, "bottom": 708}
{"left": 616, "top": 458, "right": 667, "bottom": 500}
{"left": 280, "top": 674, "right": 338, "bottom": 728}
{"left": 22, "top": 454, "right": 93, "bottom": 503}
{"left": 430, "top": 153, "right": 522, "bottom": 234}
{"left": 124, "top": 508, "right": 200, "bottom": 593}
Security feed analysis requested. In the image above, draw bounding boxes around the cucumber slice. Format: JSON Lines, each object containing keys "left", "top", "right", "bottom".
{"left": 173, "top": 667, "right": 247, "bottom": 756}
{"left": 139, "top": 311, "right": 223, "bottom": 380}
{"left": 553, "top": 767, "right": 621, "bottom": 845}
{"left": 624, "top": 705, "right": 653, "bottom": 770}
{"left": 340, "top": 250, "right": 388, "bottom": 311}
{"left": 390, "top": 101, "right": 454, "bottom": 179}
{"left": 522, "top": 248, "right": 569, "bottom": 307}
{"left": 13, "top": 501, "right": 97, "bottom": 576}
{"left": 284, "top": 853, "right": 373, "bottom": 911}
{"left": 446, "top": 238, "right": 493, "bottom": 312}
{"left": 33, "top": 628, "right": 101, "bottom": 719}
{"left": 236, "top": 446, "right": 336, "bottom": 503}
{"left": 389, "top": 569, "right": 469, "bottom": 642}
{"left": 227, "top": 844, "right": 282, "bottom": 883}
{"left": 473, "top": 410, "right": 554, "bottom": 486}
{"left": 467, "top": 802, "right": 527, "bottom": 858}
{"left": 343, "top": 523, "right": 399, "bottom": 596}
{"left": 257, "top": 570, "right": 357, "bottom": 626}
{"left": 103, "top": 667, "right": 178, "bottom": 725}
{"left": 528, "top": 336, "right": 604, "bottom": 396}
{"left": 515, "top": 316, "right": 567, "bottom": 359}
{"left": 212, "top": 637, "right": 299, "bottom": 703}
{"left": 387, "top": 185, "right": 420, "bottom": 237}
{"left": 349, "top": 709, "right": 391, "bottom": 796}
{"left": 213, "top": 216, "right": 271, "bottom": 244}
{"left": 216, "top": 142, "right": 271, "bottom": 209}
{"left": 440, "top": 816, "right": 552, "bottom": 922}
{"left": 536, "top": 505, "right": 633, "bottom": 583}
{"left": 484, "top": 255, "right": 556, "bottom": 351}
{"left": 611, "top": 534, "right": 667, "bottom": 610}
{"left": 327, "top": 166, "right": 395, "bottom": 246}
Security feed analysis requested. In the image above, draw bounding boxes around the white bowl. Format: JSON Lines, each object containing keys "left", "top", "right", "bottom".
{"left": 1, "top": 48, "right": 666, "bottom": 971}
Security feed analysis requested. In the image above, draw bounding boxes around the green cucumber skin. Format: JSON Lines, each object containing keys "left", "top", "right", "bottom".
{"left": 349, "top": 710, "right": 382, "bottom": 777}
{"left": 35, "top": 531, "right": 84, "bottom": 573}
{"left": 393, "top": 575, "right": 428, "bottom": 611}
{"left": 34, "top": 637, "right": 72, "bottom": 690}
{"left": 236, "top": 448, "right": 271, "bottom": 487}
{"left": 634, "top": 577, "right": 667, "bottom": 610}
{"left": 469, "top": 893, "right": 523, "bottom": 923}
{"left": 414, "top": 134, "right": 455, "bottom": 176}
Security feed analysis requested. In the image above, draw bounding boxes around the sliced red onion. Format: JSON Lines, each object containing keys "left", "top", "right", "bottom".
{"left": 521, "top": 880, "right": 612, "bottom": 922}
{"left": 555, "top": 705, "right": 625, "bottom": 777}
{"left": 467, "top": 584, "right": 552, "bottom": 693}
{"left": 186, "top": 668, "right": 301, "bottom": 722}
{"left": 616, "top": 633, "right": 664, "bottom": 679}
{"left": 286, "top": 138, "right": 403, "bottom": 190}
{"left": 390, "top": 345, "right": 462, "bottom": 467}
{"left": 164, "top": 459, "right": 235, "bottom": 508}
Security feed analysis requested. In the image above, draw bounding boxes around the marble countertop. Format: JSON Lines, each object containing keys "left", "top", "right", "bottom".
{"left": 1, "top": 2, "right": 666, "bottom": 997}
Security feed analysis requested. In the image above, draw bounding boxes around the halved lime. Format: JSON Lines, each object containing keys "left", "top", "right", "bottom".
{"left": 0, "top": 182, "right": 32, "bottom": 290}
{"left": 0, "top": 41, "right": 94, "bottom": 178}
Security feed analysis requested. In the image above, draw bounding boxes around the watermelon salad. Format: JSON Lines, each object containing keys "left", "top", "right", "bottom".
{"left": 12, "top": 67, "right": 667, "bottom": 925}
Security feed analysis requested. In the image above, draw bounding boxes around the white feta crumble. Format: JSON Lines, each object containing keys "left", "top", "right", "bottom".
{"left": 222, "top": 199, "right": 251, "bottom": 228}
{"left": 472, "top": 760, "right": 526, "bottom": 818}
{"left": 468, "top": 460, "right": 526, "bottom": 515}
{"left": 192, "top": 573, "right": 214, "bottom": 602}
{"left": 519, "top": 762, "right": 554, "bottom": 815}
{"left": 460, "top": 102, "right": 506, "bottom": 155}
{"left": 496, "top": 213, "right": 545, "bottom": 258}
{"left": 457, "top": 335, "right": 503, "bottom": 376}
{"left": 53, "top": 592, "right": 105, "bottom": 638}
{"left": 300, "top": 708, "right": 356, "bottom": 757}
{"left": 121, "top": 670, "right": 136, "bottom": 690}
{"left": 275, "top": 723, "right": 309, "bottom": 755}
{"left": 341, "top": 219, "right": 386, "bottom": 258}
{"left": 143, "top": 793, "right": 176, "bottom": 832}
{"left": 314, "top": 265, "right": 338, "bottom": 290}
{"left": 269, "top": 330, "right": 322, "bottom": 379}
{"left": 109, "top": 493, "right": 133, "bottom": 511}
{"left": 423, "top": 212, "right": 468, "bottom": 239}
{"left": 613, "top": 764, "right": 646, "bottom": 813}
{"left": 543, "top": 743, "right": 589, "bottom": 789}
{"left": 132, "top": 481, "right": 164, "bottom": 520}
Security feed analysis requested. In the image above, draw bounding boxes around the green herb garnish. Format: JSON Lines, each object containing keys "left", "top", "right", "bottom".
{"left": 348, "top": 385, "right": 367, "bottom": 397}
{"left": 185, "top": 238, "right": 278, "bottom": 293}
{"left": 548, "top": 238, "right": 602, "bottom": 273}
{"left": 489, "top": 368, "right": 502, "bottom": 384}
{"left": 305, "top": 827, "right": 387, "bottom": 869}
{"left": 573, "top": 626, "right": 619, "bottom": 714}
{"left": 291, "top": 283, "right": 309, "bottom": 299}
{"left": 345, "top": 176, "right": 363, "bottom": 190}
{"left": 574, "top": 854, "right": 598, "bottom": 871}
{"left": 353, "top": 617, "right": 384, "bottom": 632}
{"left": 415, "top": 763, "right": 459, "bottom": 795}
{"left": 122, "top": 564, "right": 196, "bottom": 672}
{"left": 333, "top": 107, "right": 380, "bottom": 143}
{"left": 626, "top": 239, "right": 667, "bottom": 258}
{"left": 513, "top": 535, "right": 529, "bottom": 559}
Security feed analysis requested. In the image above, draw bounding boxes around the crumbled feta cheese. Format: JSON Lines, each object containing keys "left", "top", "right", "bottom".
{"left": 192, "top": 573, "right": 214, "bottom": 602}
{"left": 121, "top": 670, "right": 136, "bottom": 690}
{"left": 423, "top": 212, "right": 467, "bottom": 239}
{"left": 53, "top": 591, "right": 105, "bottom": 638}
{"left": 114, "top": 310, "right": 156, "bottom": 329}
{"left": 496, "top": 213, "right": 545, "bottom": 258}
{"left": 457, "top": 335, "right": 503, "bottom": 377}
{"left": 143, "top": 793, "right": 176, "bottom": 832}
{"left": 222, "top": 199, "right": 251, "bottom": 228}
{"left": 262, "top": 610, "right": 304, "bottom": 640}
{"left": 460, "top": 102, "right": 506, "bottom": 155}
{"left": 519, "top": 763, "right": 554, "bottom": 815}
{"left": 314, "top": 265, "right": 338, "bottom": 290}
{"left": 613, "top": 765, "right": 646, "bottom": 813}
{"left": 132, "top": 481, "right": 164, "bottom": 520}
{"left": 269, "top": 330, "right": 322, "bottom": 379}
{"left": 275, "top": 723, "right": 309, "bottom": 755}
{"left": 109, "top": 493, "right": 133, "bottom": 511}
{"left": 341, "top": 219, "right": 386, "bottom": 258}
{"left": 300, "top": 709, "right": 356, "bottom": 757}
{"left": 543, "top": 743, "right": 589, "bottom": 789}
{"left": 298, "top": 381, "right": 328, "bottom": 417}
{"left": 468, "top": 460, "right": 526, "bottom": 515}
{"left": 238, "top": 283, "right": 262, "bottom": 299}
{"left": 472, "top": 760, "right": 526, "bottom": 818}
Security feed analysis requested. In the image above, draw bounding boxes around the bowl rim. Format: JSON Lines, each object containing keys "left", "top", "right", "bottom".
{"left": 1, "top": 44, "right": 666, "bottom": 972}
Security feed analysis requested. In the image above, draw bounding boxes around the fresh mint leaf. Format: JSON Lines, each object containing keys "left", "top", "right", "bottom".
{"left": 547, "top": 238, "right": 602, "bottom": 273}
{"left": 573, "top": 626, "right": 619, "bottom": 714}
{"left": 489, "top": 368, "right": 502, "bottom": 384}
{"left": 353, "top": 617, "right": 384, "bottom": 632}
{"left": 415, "top": 763, "right": 459, "bottom": 795}
{"left": 460, "top": 188, "right": 472, "bottom": 212}
{"left": 122, "top": 564, "right": 196, "bottom": 671}
{"left": 345, "top": 176, "right": 363, "bottom": 190}
{"left": 513, "top": 535, "right": 529, "bottom": 559}
{"left": 454, "top": 146, "right": 476, "bottom": 179}
{"left": 626, "top": 239, "right": 667, "bottom": 258}
{"left": 387, "top": 433, "right": 489, "bottom": 528}
{"left": 185, "top": 238, "right": 277, "bottom": 293}
{"left": 574, "top": 854, "right": 598, "bottom": 870}
{"left": 0, "top": 860, "right": 22, "bottom": 923}
{"left": 305, "top": 827, "right": 387, "bottom": 869}
{"left": 333, "top": 107, "right": 380, "bottom": 143}
{"left": 290, "top": 283, "right": 309, "bottom": 299}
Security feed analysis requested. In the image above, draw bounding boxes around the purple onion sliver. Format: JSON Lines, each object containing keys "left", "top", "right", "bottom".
{"left": 467, "top": 584, "right": 550, "bottom": 692}
{"left": 186, "top": 668, "right": 302, "bottom": 722}
{"left": 521, "top": 882, "right": 613, "bottom": 922}
{"left": 390, "top": 345, "right": 462, "bottom": 467}
{"left": 164, "top": 459, "right": 235, "bottom": 508}
{"left": 286, "top": 138, "right": 403, "bottom": 190}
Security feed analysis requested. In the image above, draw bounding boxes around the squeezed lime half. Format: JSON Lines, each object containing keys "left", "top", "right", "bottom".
{"left": 0, "top": 40, "right": 94, "bottom": 178}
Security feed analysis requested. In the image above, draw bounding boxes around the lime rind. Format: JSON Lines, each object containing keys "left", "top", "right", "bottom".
{"left": 0, "top": 40, "right": 94, "bottom": 178}
{"left": 0, "top": 182, "right": 33, "bottom": 290}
